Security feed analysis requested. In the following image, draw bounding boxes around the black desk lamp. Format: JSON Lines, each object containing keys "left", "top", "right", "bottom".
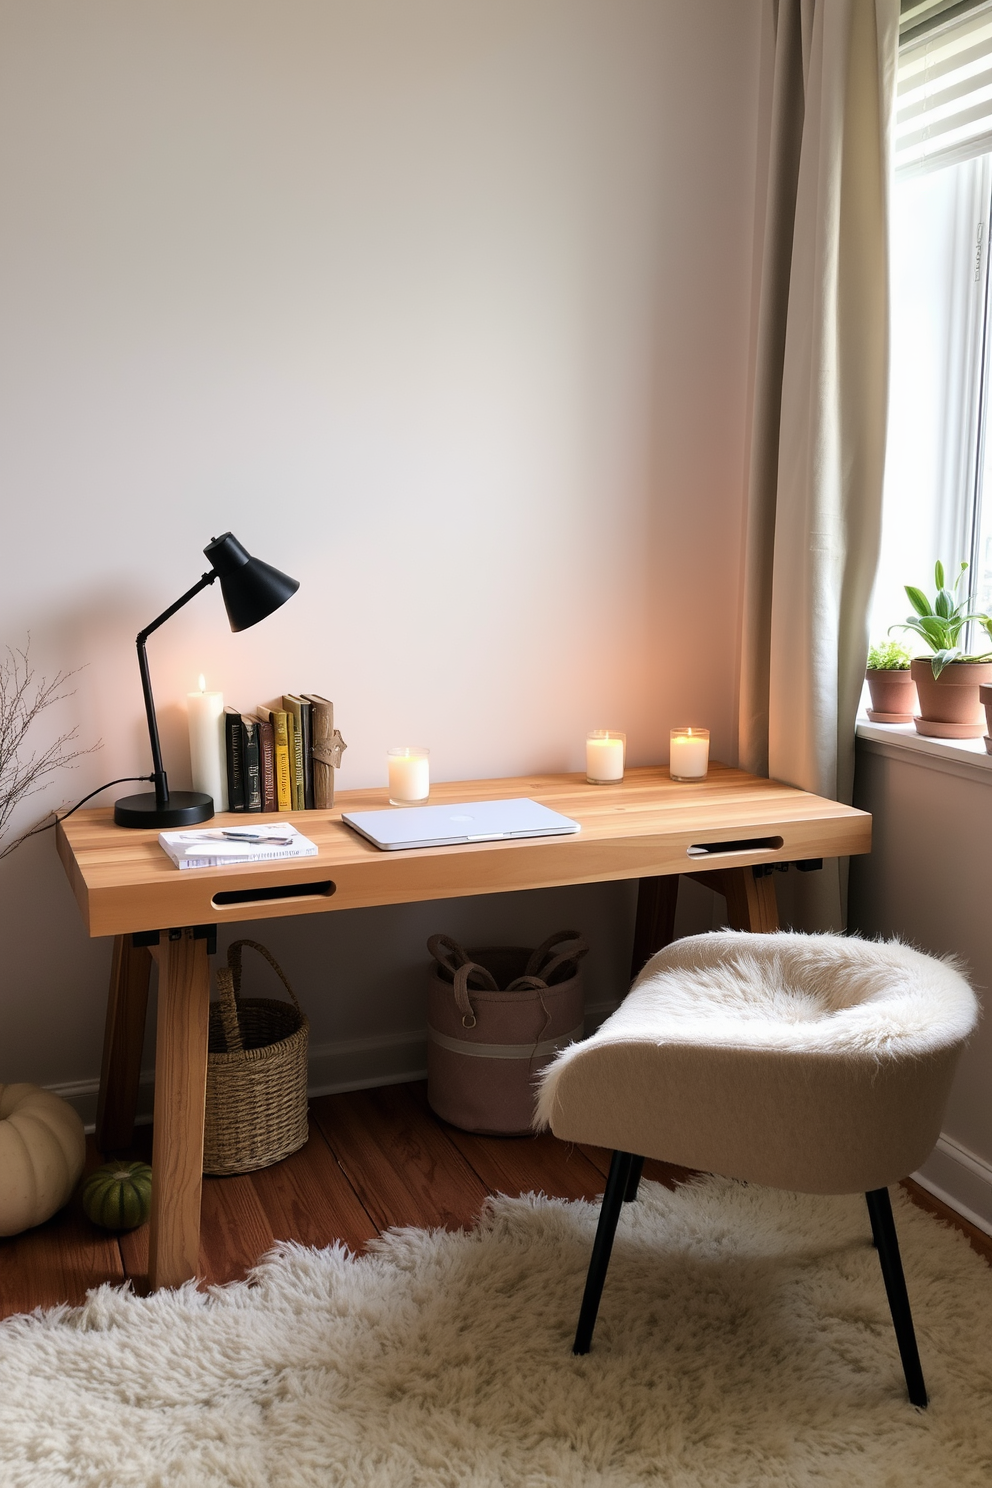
{"left": 114, "top": 532, "right": 300, "bottom": 828}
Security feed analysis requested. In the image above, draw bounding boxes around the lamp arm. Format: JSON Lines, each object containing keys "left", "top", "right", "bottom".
{"left": 136, "top": 571, "right": 218, "bottom": 807}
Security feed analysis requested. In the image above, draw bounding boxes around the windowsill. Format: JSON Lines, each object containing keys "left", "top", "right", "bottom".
{"left": 856, "top": 716, "right": 992, "bottom": 784}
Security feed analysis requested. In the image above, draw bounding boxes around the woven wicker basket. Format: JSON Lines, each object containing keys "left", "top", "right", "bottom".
{"left": 203, "top": 939, "right": 309, "bottom": 1176}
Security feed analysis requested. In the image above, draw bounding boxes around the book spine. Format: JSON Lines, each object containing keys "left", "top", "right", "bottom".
{"left": 242, "top": 716, "right": 262, "bottom": 812}
{"left": 284, "top": 710, "right": 301, "bottom": 811}
{"left": 272, "top": 710, "right": 292, "bottom": 812}
{"left": 300, "top": 700, "right": 314, "bottom": 809}
{"left": 256, "top": 716, "right": 276, "bottom": 812}
{"left": 291, "top": 710, "right": 305, "bottom": 810}
{"left": 225, "top": 707, "right": 246, "bottom": 812}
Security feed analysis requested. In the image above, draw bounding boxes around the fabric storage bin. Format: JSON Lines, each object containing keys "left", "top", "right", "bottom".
{"left": 426, "top": 931, "right": 588, "bottom": 1134}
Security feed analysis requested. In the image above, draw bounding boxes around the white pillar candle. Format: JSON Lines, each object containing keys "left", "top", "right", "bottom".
{"left": 388, "top": 747, "right": 430, "bottom": 805}
{"left": 187, "top": 675, "right": 228, "bottom": 811}
{"left": 669, "top": 728, "right": 710, "bottom": 781}
{"left": 586, "top": 731, "right": 625, "bottom": 784}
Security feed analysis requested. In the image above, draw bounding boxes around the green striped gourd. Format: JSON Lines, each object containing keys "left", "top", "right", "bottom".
{"left": 81, "top": 1161, "right": 153, "bottom": 1230}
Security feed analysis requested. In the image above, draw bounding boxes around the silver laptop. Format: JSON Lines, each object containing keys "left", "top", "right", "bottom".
{"left": 341, "top": 797, "right": 581, "bottom": 851}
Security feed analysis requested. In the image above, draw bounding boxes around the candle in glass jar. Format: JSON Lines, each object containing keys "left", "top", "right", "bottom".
{"left": 669, "top": 728, "right": 709, "bottom": 781}
{"left": 187, "top": 675, "right": 228, "bottom": 810}
{"left": 586, "top": 730, "right": 625, "bottom": 784}
{"left": 388, "top": 746, "right": 430, "bottom": 805}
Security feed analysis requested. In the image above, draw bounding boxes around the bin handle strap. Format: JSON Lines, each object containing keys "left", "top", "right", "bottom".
{"left": 525, "top": 930, "right": 590, "bottom": 983}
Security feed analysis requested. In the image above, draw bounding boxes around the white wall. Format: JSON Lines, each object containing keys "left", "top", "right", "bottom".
{"left": 850, "top": 741, "right": 992, "bottom": 1233}
{"left": 0, "top": 1, "right": 763, "bottom": 1099}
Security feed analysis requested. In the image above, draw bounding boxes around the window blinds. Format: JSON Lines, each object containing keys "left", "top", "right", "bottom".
{"left": 897, "top": 0, "right": 992, "bottom": 175}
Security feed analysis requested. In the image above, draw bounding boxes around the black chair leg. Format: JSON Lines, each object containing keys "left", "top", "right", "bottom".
{"left": 624, "top": 1155, "right": 645, "bottom": 1203}
{"left": 573, "top": 1150, "right": 637, "bottom": 1354}
{"left": 865, "top": 1188, "right": 928, "bottom": 1408}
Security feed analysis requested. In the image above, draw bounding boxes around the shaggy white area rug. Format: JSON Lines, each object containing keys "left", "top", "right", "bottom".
{"left": 2, "top": 1177, "right": 991, "bottom": 1488}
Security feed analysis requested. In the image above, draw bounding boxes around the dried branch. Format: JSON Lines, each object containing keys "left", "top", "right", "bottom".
{"left": 0, "top": 643, "right": 100, "bottom": 860}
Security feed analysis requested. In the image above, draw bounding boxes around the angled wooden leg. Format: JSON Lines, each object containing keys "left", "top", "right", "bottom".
{"left": 630, "top": 875, "right": 681, "bottom": 979}
{"left": 688, "top": 867, "right": 780, "bottom": 933}
{"left": 722, "top": 867, "right": 780, "bottom": 931}
{"left": 96, "top": 935, "right": 152, "bottom": 1152}
{"left": 866, "top": 1188, "right": 928, "bottom": 1408}
{"left": 148, "top": 930, "right": 211, "bottom": 1291}
{"left": 573, "top": 1150, "right": 637, "bottom": 1354}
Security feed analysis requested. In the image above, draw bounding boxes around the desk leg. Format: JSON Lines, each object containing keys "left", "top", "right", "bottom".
{"left": 96, "top": 935, "right": 152, "bottom": 1152}
{"left": 687, "top": 868, "right": 780, "bottom": 933}
{"left": 630, "top": 876, "right": 681, "bottom": 979}
{"left": 148, "top": 929, "right": 210, "bottom": 1291}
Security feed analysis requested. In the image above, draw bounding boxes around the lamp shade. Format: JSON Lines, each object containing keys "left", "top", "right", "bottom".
{"left": 204, "top": 532, "right": 300, "bottom": 632}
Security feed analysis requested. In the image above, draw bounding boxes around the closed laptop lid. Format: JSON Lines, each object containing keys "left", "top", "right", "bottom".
{"left": 341, "top": 797, "right": 581, "bottom": 851}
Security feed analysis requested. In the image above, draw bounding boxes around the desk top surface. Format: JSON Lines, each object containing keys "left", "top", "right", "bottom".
{"left": 56, "top": 764, "right": 871, "bottom": 938}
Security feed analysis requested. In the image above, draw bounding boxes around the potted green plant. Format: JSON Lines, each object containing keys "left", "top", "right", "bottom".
{"left": 864, "top": 639, "right": 916, "bottom": 722}
{"left": 890, "top": 561, "right": 992, "bottom": 738}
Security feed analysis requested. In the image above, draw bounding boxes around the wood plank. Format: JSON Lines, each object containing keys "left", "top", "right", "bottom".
{"left": 1, "top": 1090, "right": 990, "bottom": 1321}
{"left": 310, "top": 1085, "right": 489, "bottom": 1234}
{"left": 196, "top": 1175, "right": 277, "bottom": 1288}
{"left": 147, "top": 930, "right": 210, "bottom": 1290}
{"left": 902, "top": 1179, "right": 992, "bottom": 1267}
{"left": 442, "top": 1125, "right": 609, "bottom": 1204}
{"left": 121, "top": 1170, "right": 279, "bottom": 1293}
{"left": 56, "top": 765, "right": 872, "bottom": 937}
{"left": 96, "top": 934, "right": 152, "bottom": 1151}
{"left": 0, "top": 1136, "right": 124, "bottom": 1320}
{"left": 249, "top": 1121, "right": 378, "bottom": 1255}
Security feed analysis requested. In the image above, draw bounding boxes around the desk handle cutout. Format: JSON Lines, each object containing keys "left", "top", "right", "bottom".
{"left": 686, "top": 836, "right": 784, "bottom": 858}
{"left": 211, "top": 880, "right": 336, "bottom": 908}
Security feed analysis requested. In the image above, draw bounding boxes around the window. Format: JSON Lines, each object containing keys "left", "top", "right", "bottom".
{"left": 871, "top": 0, "right": 992, "bottom": 643}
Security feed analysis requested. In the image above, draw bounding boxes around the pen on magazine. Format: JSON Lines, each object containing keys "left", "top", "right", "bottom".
{"left": 175, "top": 830, "right": 296, "bottom": 844}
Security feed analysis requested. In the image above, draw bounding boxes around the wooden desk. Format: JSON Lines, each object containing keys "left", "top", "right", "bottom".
{"left": 57, "top": 764, "right": 870, "bottom": 1290}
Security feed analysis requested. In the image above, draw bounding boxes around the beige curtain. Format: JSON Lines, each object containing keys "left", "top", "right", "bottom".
{"left": 739, "top": 0, "right": 899, "bottom": 930}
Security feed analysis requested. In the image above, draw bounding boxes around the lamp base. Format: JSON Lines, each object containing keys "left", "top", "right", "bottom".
{"left": 114, "top": 791, "right": 215, "bottom": 828}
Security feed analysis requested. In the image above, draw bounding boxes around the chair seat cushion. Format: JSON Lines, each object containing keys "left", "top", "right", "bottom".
{"left": 603, "top": 931, "right": 977, "bottom": 1058}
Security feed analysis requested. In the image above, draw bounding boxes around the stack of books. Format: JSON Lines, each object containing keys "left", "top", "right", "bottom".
{"left": 225, "top": 695, "right": 346, "bottom": 813}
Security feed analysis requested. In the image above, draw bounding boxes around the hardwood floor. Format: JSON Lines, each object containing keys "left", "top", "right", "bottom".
{"left": 0, "top": 1081, "right": 988, "bottom": 1320}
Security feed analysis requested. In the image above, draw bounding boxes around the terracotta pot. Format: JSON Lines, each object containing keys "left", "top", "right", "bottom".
{"left": 911, "top": 658, "right": 992, "bottom": 738}
{"left": 979, "top": 684, "right": 992, "bottom": 754}
{"left": 864, "top": 668, "right": 916, "bottom": 723}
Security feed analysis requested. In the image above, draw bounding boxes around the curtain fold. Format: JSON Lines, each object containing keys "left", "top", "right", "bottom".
{"left": 739, "top": 0, "right": 899, "bottom": 930}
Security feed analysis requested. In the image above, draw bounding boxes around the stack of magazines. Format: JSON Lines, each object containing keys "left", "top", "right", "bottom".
{"left": 158, "top": 824, "right": 319, "bottom": 871}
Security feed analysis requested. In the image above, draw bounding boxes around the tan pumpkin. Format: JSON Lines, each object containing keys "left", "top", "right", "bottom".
{"left": 0, "top": 1083, "right": 85, "bottom": 1235}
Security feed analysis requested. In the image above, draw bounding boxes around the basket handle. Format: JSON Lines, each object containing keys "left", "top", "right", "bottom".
{"left": 227, "top": 939, "right": 303, "bottom": 1015}
{"left": 214, "top": 965, "right": 245, "bottom": 1053}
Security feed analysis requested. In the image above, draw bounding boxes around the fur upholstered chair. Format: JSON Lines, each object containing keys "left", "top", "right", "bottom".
{"left": 535, "top": 930, "right": 979, "bottom": 1408}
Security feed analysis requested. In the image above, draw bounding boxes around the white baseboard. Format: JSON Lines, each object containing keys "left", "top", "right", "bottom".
{"left": 49, "top": 1000, "right": 621, "bottom": 1136}
{"left": 911, "top": 1133, "right": 992, "bottom": 1238}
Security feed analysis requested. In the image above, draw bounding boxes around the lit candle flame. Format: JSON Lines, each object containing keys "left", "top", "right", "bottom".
{"left": 198, "top": 674, "right": 206, "bottom": 692}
